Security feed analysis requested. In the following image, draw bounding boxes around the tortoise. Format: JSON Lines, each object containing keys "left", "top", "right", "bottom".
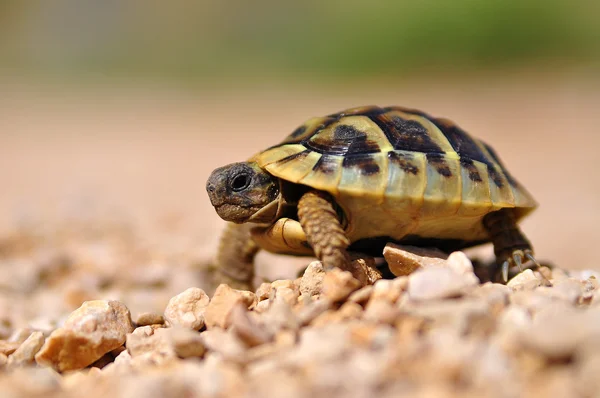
{"left": 206, "top": 105, "right": 538, "bottom": 289}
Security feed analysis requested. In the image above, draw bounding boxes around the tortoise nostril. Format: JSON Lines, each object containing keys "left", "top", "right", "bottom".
{"left": 206, "top": 182, "right": 216, "bottom": 194}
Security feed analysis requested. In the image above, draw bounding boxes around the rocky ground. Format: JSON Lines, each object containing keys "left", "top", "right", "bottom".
{"left": 0, "top": 224, "right": 599, "bottom": 398}
{"left": 1, "top": 79, "right": 599, "bottom": 397}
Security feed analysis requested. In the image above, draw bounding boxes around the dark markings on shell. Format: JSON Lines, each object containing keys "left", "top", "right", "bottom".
{"left": 367, "top": 111, "right": 445, "bottom": 154}
{"left": 275, "top": 149, "right": 311, "bottom": 165}
{"left": 433, "top": 120, "right": 488, "bottom": 162}
{"left": 460, "top": 158, "right": 483, "bottom": 182}
{"left": 282, "top": 116, "right": 339, "bottom": 145}
{"left": 486, "top": 166, "right": 505, "bottom": 188}
{"left": 342, "top": 154, "right": 380, "bottom": 175}
{"left": 312, "top": 154, "right": 339, "bottom": 175}
{"left": 426, "top": 153, "right": 453, "bottom": 177}
{"left": 387, "top": 151, "right": 419, "bottom": 175}
{"left": 271, "top": 106, "right": 513, "bottom": 189}
{"left": 481, "top": 142, "right": 517, "bottom": 187}
{"left": 290, "top": 125, "right": 307, "bottom": 139}
{"left": 433, "top": 119, "right": 504, "bottom": 187}
{"left": 306, "top": 124, "right": 381, "bottom": 156}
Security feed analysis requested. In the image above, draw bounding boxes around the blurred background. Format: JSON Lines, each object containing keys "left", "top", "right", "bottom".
{"left": 0, "top": 0, "right": 599, "bottom": 320}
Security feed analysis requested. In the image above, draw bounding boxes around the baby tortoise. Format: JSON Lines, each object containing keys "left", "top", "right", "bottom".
{"left": 206, "top": 105, "right": 539, "bottom": 289}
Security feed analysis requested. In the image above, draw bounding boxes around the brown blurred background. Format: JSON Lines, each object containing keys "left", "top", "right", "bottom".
{"left": 1, "top": 0, "right": 599, "bottom": 275}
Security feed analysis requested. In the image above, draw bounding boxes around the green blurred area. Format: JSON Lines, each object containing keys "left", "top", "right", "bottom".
{"left": 0, "top": 0, "right": 598, "bottom": 83}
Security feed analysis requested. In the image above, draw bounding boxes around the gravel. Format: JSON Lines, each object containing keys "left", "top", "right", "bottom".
{"left": 0, "top": 227, "right": 598, "bottom": 398}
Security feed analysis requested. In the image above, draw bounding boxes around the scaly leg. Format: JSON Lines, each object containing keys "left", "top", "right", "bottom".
{"left": 483, "top": 209, "right": 540, "bottom": 282}
{"left": 211, "top": 222, "right": 259, "bottom": 291}
{"left": 297, "top": 190, "right": 351, "bottom": 271}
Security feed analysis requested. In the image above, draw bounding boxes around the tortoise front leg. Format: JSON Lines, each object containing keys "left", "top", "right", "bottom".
{"left": 212, "top": 222, "right": 259, "bottom": 291}
{"left": 297, "top": 190, "right": 351, "bottom": 270}
{"left": 483, "top": 209, "right": 540, "bottom": 282}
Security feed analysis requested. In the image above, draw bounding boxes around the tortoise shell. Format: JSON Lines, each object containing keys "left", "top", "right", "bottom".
{"left": 251, "top": 105, "right": 537, "bottom": 250}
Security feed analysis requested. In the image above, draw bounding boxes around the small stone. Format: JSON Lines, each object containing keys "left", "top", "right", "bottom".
{"left": 537, "top": 278, "right": 583, "bottom": 304}
{"left": 163, "top": 287, "right": 210, "bottom": 330}
{"left": 230, "top": 303, "right": 273, "bottom": 347}
{"left": 363, "top": 299, "right": 398, "bottom": 324}
{"left": 300, "top": 261, "right": 325, "bottom": 298}
{"left": 446, "top": 251, "right": 474, "bottom": 274}
{"left": 255, "top": 283, "right": 272, "bottom": 301}
{"left": 35, "top": 300, "right": 134, "bottom": 372}
{"left": 167, "top": 327, "right": 207, "bottom": 359}
{"left": 383, "top": 243, "right": 448, "bottom": 276}
{"left": 7, "top": 331, "right": 45, "bottom": 367}
{"left": 349, "top": 324, "right": 385, "bottom": 348}
{"left": 518, "top": 305, "right": 600, "bottom": 360}
{"left": 408, "top": 266, "right": 478, "bottom": 300}
{"left": 507, "top": 269, "right": 543, "bottom": 291}
{"left": 401, "top": 298, "right": 492, "bottom": 336}
{"left": 0, "top": 366, "right": 62, "bottom": 395}
{"left": 204, "top": 284, "right": 257, "bottom": 329}
{"left": 470, "top": 282, "right": 510, "bottom": 303}
{"left": 371, "top": 279, "right": 403, "bottom": 304}
{"left": 274, "top": 329, "right": 296, "bottom": 347}
{"left": 582, "top": 277, "right": 598, "bottom": 301}
{"left": 498, "top": 306, "right": 532, "bottom": 330}
{"left": 271, "top": 279, "right": 296, "bottom": 290}
{"left": 348, "top": 285, "right": 374, "bottom": 304}
{"left": 127, "top": 326, "right": 205, "bottom": 361}
{"left": 296, "top": 298, "right": 332, "bottom": 326}
{"left": 9, "top": 328, "right": 36, "bottom": 344}
{"left": 254, "top": 300, "right": 270, "bottom": 313}
{"left": 200, "top": 329, "right": 247, "bottom": 361}
{"left": 135, "top": 312, "right": 165, "bottom": 327}
{"left": 510, "top": 291, "right": 556, "bottom": 314}
{"left": 272, "top": 286, "right": 299, "bottom": 306}
{"left": 0, "top": 340, "right": 20, "bottom": 356}
{"left": 347, "top": 256, "right": 383, "bottom": 285}
{"left": 261, "top": 296, "right": 299, "bottom": 334}
{"left": 394, "top": 313, "right": 428, "bottom": 342}
{"left": 469, "top": 283, "right": 510, "bottom": 316}
{"left": 131, "top": 325, "right": 154, "bottom": 338}
{"left": 312, "top": 301, "right": 363, "bottom": 326}
{"left": 126, "top": 326, "right": 170, "bottom": 358}
{"left": 322, "top": 268, "right": 361, "bottom": 302}
{"left": 113, "top": 348, "right": 132, "bottom": 366}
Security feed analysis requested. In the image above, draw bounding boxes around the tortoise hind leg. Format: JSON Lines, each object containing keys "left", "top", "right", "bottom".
{"left": 297, "top": 190, "right": 351, "bottom": 271}
{"left": 211, "top": 222, "right": 259, "bottom": 291}
{"left": 483, "top": 209, "right": 540, "bottom": 282}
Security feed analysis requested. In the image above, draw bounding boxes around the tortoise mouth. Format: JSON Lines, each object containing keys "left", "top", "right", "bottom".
{"left": 247, "top": 199, "right": 280, "bottom": 224}
{"left": 214, "top": 204, "right": 258, "bottom": 223}
{"left": 214, "top": 198, "right": 279, "bottom": 224}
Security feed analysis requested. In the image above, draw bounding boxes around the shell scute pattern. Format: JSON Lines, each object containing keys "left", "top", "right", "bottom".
{"left": 305, "top": 116, "right": 392, "bottom": 156}
{"left": 256, "top": 106, "right": 536, "bottom": 221}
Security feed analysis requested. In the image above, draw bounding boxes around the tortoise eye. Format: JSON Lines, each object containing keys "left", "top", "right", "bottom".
{"left": 231, "top": 173, "right": 251, "bottom": 192}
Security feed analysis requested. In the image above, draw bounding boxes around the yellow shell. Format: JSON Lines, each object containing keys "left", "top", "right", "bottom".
{"left": 252, "top": 106, "right": 537, "bottom": 253}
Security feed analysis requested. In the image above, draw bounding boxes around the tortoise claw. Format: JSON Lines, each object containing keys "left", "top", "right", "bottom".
{"left": 501, "top": 260, "right": 510, "bottom": 282}
{"left": 513, "top": 251, "right": 524, "bottom": 271}
{"left": 525, "top": 251, "right": 541, "bottom": 268}
{"left": 501, "top": 249, "right": 540, "bottom": 282}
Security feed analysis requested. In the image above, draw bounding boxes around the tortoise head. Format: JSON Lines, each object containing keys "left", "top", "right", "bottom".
{"left": 206, "top": 161, "right": 281, "bottom": 224}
